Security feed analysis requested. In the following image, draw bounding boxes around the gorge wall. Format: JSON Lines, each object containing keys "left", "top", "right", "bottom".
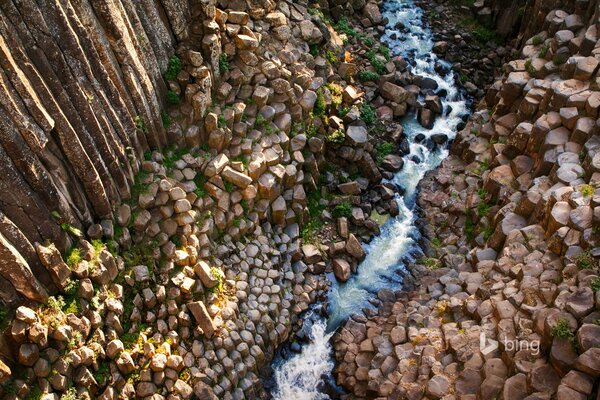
{"left": 0, "top": 0, "right": 216, "bottom": 303}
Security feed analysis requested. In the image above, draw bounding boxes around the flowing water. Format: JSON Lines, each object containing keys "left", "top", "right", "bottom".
{"left": 270, "top": 0, "right": 470, "bottom": 398}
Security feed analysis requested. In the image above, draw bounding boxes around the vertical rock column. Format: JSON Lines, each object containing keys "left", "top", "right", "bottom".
{"left": 0, "top": 0, "right": 193, "bottom": 301}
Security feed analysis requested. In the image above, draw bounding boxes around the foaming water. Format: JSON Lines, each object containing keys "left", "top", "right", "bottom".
{"left": 271, "top": 319, "right": 335, "bottom": 400}
{"left": 271, "top": 0, "right": 470, "bottom": 397}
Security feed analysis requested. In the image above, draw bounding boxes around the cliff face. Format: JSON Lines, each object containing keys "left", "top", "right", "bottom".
{"left": 0, "top": 0, "right": 212, "bottom": 304}
{"left": 475, "top": 0, "right": 599, "bottom": 41}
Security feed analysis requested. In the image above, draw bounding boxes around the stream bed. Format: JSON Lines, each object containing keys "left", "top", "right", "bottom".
{"left": 269, "top": 0, "right": 470, "bottom": 398}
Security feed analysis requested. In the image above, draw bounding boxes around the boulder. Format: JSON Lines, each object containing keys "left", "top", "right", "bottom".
{"left": 188, "top": 301, "right": 217, "bottom": 338}
{"left": 346, "top": 234, "right": 366, "bottom": 259}
{"left": 333, "top": 258, "right": 351, "bottom": 282}
{"left": 380, "top": 82, "right": 409, "bottom": 104}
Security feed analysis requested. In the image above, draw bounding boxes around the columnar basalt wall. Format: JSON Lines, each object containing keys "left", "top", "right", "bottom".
{"left": 0, "top": 0, "right": 215, "bottom": 304}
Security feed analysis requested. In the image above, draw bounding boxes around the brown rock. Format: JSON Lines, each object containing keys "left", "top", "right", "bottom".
{"left": 346, "top": 234, "right": 365, "bottom": 259}
{"left": 187, "top": 301, "right": 217, "bottom": 337}
{"left": 333, "top": 258, "right": 351, "bottom": 282}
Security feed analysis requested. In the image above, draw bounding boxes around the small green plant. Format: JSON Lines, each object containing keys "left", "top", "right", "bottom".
{"left": 60, "top": 387, "right": 78, "bottom": 400}
{"left": 325, "top": 50, "right": 338, "bottom": 64}
{"left": 360, "top": 103, "right": 376, "bottom": 125}
{"left": 358, "top": 70, "right": 380, "bottom": 82}
{"left": 532, "top": 35, "right": 543, "bottom": 46}
{"left": 366, "top": 49, "right": 386, "bottom": 75}
{"left": 360, "top": 35, "right": 374, "bottom": 47}
{"left": 92, "top": 239, "right": 105, "bottom": 255}
{"left": 93, "top": 362, "right": 110, "bottom": 386}
{"left": 161, "top": 112, "right": 171, "bottom": 128}
{"left": 431, "top": 237, "right": 442, "bottom": 248}
{"left": 66, "top": 248, "right": 82, "bottom": 268}
{"left": 539, "top": 44, "right": 550, "bottom": 58}
{"left": 576, "top": 251, "right": 598, "bottom": 270}
{"left": 378, "top": 45, "right": 391, "bottom": 61}
{"left": 419, "top": 256, "right": 442, "bottom": 270}
{"left": 477, "top": 201, "right": 491, "bottom": 217}
{"left": 332, "top": 202, "right": 352, "bottom": 218}
{"left": 309, "top": 45, "right": 319, "bottom": 57}
{"left": 63, "top": 279, "right": 78, "bottom": 297}
{"left": 60, "top": 223, "right": 82, "bottom": 238}
{"left": 376, "top": 141, "right": 394, "bottom": 164}
{"left": 223, "top": 181, "right": 235, "bottom": 193}
{"left": 47, "top": 295, "right": 66, "bottom": 312}
{"left": 525, "top": 59, "right": 536, "bottom": 77}
{"left": 208, "top": 267, "right": 224, "bottom": 294}
{"left": 591, "top": 277, "right": 600, "bottom": 293}
{"left": 218, "top": 115, "right": 226, "bottom": 128}
{"left": 164, "top": 55, "right": 182, "bottom": 81}
{"left": 326, "top": 129, "right": 345, "bottom": 144}
{"left": 306, "top": 123, "right": 318, "bottom": 138}
{"left": 166, "top": 90, "right": 181, "bottom": 105}
{"left": 325, "top": 83, "right": 343, "bottom": 108}
{"left": 553, "top": 53, "right": 568, "bottom": 65}
{"left": 255, "top": 114, "right": 267, "bottom": 128}
{"left": 134, "top": 115, "right": 147, "bottom": 133}
{"left": 314, "top": 89, "right": 327, "bottom": 117}
{"left": 338, "top": 106, "right": 351, "bottom": 117}
{"left": 581, "top": 184, "right": 595, "bottom": 197}
{"left": 219, "top": 54, "right": 229, "bottom": 73}
{"left": 335, "top": 17, "right": 358, "bottom": 39}
{"left": 551, "top": 319, "right": 574, "bottom": 338}
{"left": 475, "top": 160, "right": 490, "bottom": 174}
{"left": 26, "top": 385, "right": 43, "bottom": 400}
{"left": 301, "top": 219, "right": 322, "bottom": 243}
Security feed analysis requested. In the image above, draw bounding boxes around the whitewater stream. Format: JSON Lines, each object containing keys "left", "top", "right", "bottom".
{"left": 270, "top": 0, "right": 470, "bottom": 398}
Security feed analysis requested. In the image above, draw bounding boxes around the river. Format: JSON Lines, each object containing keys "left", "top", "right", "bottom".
{"left": 269, "top": 0, "right": 470, "bottom": 398}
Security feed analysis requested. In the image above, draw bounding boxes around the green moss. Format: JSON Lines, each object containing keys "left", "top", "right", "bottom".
{"left": 581, "top": 184, "right": 595, "bottom": 197}
{"left": 326, "top": 129, "right": 345, "bottom": 144}
{"left": 218, "top": 115, "right": 226, "bottom": 128}
{"left": 551, "top": 319, "right": 574, "bottom": 338}
{"left": 134, "top": 115, "right": 147, "bottom": 133}
{"left": 66, "top": 248, "right": 82, "bottom": 268}
{"left": 314, "top": 89, "right": 327, "bottom": 117}
{"left": 161, "top": 112, "right": 172, "bottom": 128}
{"left": 538, "top": 44, "right": 550, "bottom": 58}
{"left": 332, "top": 201, "right": 352, "bottom": 218}
{"left": 223, "top": 181, "right": 235, "bottom": 193}
{"left": 576, "top": 251, "right": 598, "bottom": 270}
{"left": 553, "top": 53, "right": 568, "bottom": 65}
{"left": 357, "top": 70, "right": 380, "bottom": 82}
{"left": 378, "top": 45, "right": 391, "bottom": 61}
{"left": 525, "top": 59, "right": 536, "bottom": 77}
{"left": 26, "top": 385, "right": 43, "bottom": 400}
{"left": 164, "top": 55, "right": 182, "bottom": 81}
{"left": 376, "top": 141, "right": 394, "bottom": 164}
{"left": 591, "top": 277, "right": 600, "bottom": 293}
{"left": 219, "top": 54, "right": 229, "bottom": 73}
{"left": 366, "top": 49, "right": 387, "bottom": 75}
{"left": 325, "top": 50, "right": 338, "bottom": 64}
{"left": 532, "top": 35, "right": 543, "bottom": 46}
{"left": 477, "top": 201, "right": 491, "bottom": 217}
{"left": 335, "top": 17, "right": 358, "bottom": 39}
{"left": 93, "top": 362, "right": 110, "bottom": 386}
{"left": 360, "top": 103, "right": 376, "bottom": 125}
{"left": 419, "top": 256, "right": 442, "bottom": 270}
{"left": 166, "top": 90, "right": 181, "bottom": 105}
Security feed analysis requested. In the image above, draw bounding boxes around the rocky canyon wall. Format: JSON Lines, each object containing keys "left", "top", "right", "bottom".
{"left": 474, "top": 0, "right": 599, "bottom": 42}
{"left": 0, "top": 0, "right": 218, "bottom": 304}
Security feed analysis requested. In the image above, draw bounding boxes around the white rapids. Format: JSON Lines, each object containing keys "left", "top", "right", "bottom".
{"left": 271, "top": 0, "right": 470, "bottom": 398}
